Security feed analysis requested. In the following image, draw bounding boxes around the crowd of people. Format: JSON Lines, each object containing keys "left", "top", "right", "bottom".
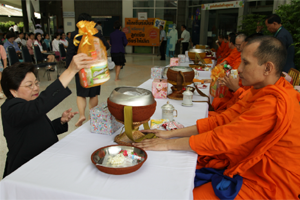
{"left": 1, "top": 12, "right": 299, "bottom": 199}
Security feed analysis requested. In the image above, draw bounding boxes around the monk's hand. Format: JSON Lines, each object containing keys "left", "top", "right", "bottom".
{"left": 133, "top": 138, "right": 169, "bottom": 151}
{"left": 220, "top": 61, "right": 228, "bottom": 65}
{"left": 140, "top": 129, "right": 171, "bottom": 139}
{"left": 222, "top": 75, "right": 240, "bottom": 92}
{"left": 61, "top": 108, "right": 78, "bottom": 124}
{"left": 69, "top": 53, "right": 94, "bottom": 73}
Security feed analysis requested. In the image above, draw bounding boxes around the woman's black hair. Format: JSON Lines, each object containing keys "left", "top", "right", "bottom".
{"left": 6, "top": 32, "right": 16, "bottom": 39}
{"left": 35, "top": 33, "right": 42, "bottom": 41}
{"left": 114, "top": 21, "right": 121, "bottom": 30}
{"left": 28, "top": 32, "right": 34, "bottom": 37}
{"left": 1, "top": 62, "right": 37, "bottom": 99}
{"left": 54, "top": 32, "right": 60, "bottom": 39}
{"left": 76, "top": 13, "right": 91, "bottom": 24}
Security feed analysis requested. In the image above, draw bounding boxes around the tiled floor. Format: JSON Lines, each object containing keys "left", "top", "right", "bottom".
{"left": 0, "top": 54, "right": 169, "bottom": 179}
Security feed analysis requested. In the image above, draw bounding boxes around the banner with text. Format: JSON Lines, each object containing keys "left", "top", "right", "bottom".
{"left": 201, "top": 1, "right": 244, "bottom": 10}
{"left": 124, "top": 18, "right": 160, "bottom": 46}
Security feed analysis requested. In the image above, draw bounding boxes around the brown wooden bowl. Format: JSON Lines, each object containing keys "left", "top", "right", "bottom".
{"left": 167, "top": 67, "right": 195, "bottom": 86}
{"left": 107, "top": 99, "right": 157, "bottom": 123}
{"left": 188, "top": 52, "right": 206, "bottom": 61}
{"left": 91, "top": 145, "right": 148, "bottom": 175}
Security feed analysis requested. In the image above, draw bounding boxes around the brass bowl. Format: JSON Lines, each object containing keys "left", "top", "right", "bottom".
{"left": 91, "top": 145, "right": 147, "bottom": 175}
{"left": 188, "top": 49, "right": 206, "bottom": 62}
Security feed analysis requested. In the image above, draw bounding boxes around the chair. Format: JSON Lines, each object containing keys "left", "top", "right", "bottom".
{"left": 7, "top": 46, "right": 20, "bottom": 66}
{"left": 42, "top": 42, "right": 48, "bottom": 52}
{"left": 21, "top": 46, "right": 33, "bottom": 63}
{"left": 33, "top": 45, "right": 57, "bottom": 81}
{"left": 57, "top": 43, "right": 67, "bottom": 75}
{"left": 288, "top": 68, "right": 300, "bottom": 86}
{"left": 58, "top": 43, "right": 67, "bottom": 62}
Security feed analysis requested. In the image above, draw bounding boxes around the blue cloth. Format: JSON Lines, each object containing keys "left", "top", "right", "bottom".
{"left": 110, "top": 29, "right": 128, "bottom": 54}
{"left": 4, "top": 41, "right": 21, "bottom": 53}
{"left": 194, "top": 168, "right": 243, "bottom": 200}
{"left": 44, "top": 39, "right": 50, "bottom": 49}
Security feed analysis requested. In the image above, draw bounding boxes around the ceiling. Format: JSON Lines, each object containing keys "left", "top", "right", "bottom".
{"left": 0, "top": 0, "right": 22, "bottom": 9}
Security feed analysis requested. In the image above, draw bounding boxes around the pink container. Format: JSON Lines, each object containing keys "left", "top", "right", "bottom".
{"left": 152, "top": 79, "right": 168, "bottom": 99}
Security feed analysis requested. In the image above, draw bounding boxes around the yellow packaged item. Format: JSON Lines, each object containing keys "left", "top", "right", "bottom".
{"left": 74, "top": 20, "right": 110, "bottom": 88}
{"left": 150, "top": 119, "right": 169, "bottom": 129}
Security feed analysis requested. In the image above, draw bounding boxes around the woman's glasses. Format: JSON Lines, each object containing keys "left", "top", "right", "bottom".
{"left": 20, "top": 81, "right": 40, "bottom": 90}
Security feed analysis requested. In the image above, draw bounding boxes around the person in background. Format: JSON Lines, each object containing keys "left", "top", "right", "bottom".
{"left": 256, "top": 22, "right": 264, "bottom": 34}
{"left": 159, "top": 25, "right": 166, "bottom": 61}
{"left": 15, "top": 32, "right": 27, "bottom": 47}
{"left": 66, "top": 32, "right": 71, "bottom": 41}
{"left": 66, "top": 13, "right": 110, "bottom": 127}
{"left": 52, "top": 33, "right": 61, "bottom": 58}
{"left": 24, "top": 33, "right": 29, "bottom": 41}
{"left": 95, "top": 21, "right": 103, "bottom": 34}
{"left": 34, "top": 33, "right": 56, "bottom": 65}
{"left": 34, "top": 24, "right": 44, "bottom": 35}
{"left": 4, "top": 32, "right": 21, "bottom": 58}
{"left": 0, "top": 44, "right": 7, "bottom": 98}
{"left": 110, "top": 21, "right": 128, "bottom": 81}
{"left": 1, "top": 33, "right": 7, "bottom": 43}
{"left": 265, "top": 14, "right": 295, "bottom": 73}
{"left": 1, "top": 53, "right": 94, "bottom": 178}
{"left": 60, "top": 32, "right": 68, "bottom": 49}
{"left": 43, "top": 33, "right": 51, "bottom": 51}
{"left": 26, "top": 32, "right": 35, "bottom": 61}
{"left": 9, "top": 25, "right": 14, "bottom": 32}
{"left": 13, "top": 23, "right": 19, "bottom": 34}
{"left": 178, "top": 25, "right": 192, "bottom": 54}
{"left": 57, "top": 25, "right": 64, "bottom": 34}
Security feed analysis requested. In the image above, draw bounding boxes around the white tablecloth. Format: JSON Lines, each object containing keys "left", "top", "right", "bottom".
{"left": 0, "top": 80, "right": 209, "bottom": 200}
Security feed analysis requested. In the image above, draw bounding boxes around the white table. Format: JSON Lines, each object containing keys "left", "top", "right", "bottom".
{"left": 0, "top": 80, "right": 209, "bottom": 200}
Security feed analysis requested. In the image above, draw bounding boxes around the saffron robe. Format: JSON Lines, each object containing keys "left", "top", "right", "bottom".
{"left": 221, "top": 47, "right": 241, "bottom": 69}
{"left": 216, "top": 41, "right": 226, "bottom": 58}
{"left": 190, "top": 77, "right": 300, "bottom": 199}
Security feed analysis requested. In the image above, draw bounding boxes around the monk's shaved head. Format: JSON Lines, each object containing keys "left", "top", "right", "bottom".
{"left": 246, "top": 36, "right": 287, "bottom": 75}
{"left": 236, "top": 33, "right": 247, "bottom": 42}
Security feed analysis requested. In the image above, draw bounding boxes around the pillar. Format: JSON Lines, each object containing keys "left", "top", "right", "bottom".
{"left": 237, "top": 7, "right": 244, "bottom": 32}
{"left": 62, "top": 0, "right": 76, "bottom": 33}
{"left": 123, "top": 0, "right": 133, "bottom": 53}
{"left": 200, "top": 9, "right": 209, "bottom": 45}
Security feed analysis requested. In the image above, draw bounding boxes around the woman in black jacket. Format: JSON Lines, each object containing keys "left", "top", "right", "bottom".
{"left": 1, "top": 53, "right": 94, "bottom": 178}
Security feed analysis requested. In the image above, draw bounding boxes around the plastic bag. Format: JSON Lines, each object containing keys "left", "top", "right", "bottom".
{"left": 75, "top": 20, "right": 110, "bottom": 88}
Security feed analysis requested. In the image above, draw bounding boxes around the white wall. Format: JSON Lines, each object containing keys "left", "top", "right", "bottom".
{"left": 122, "top": 0, "right": 133, "bottom": 53}
{"left": 62, "top": 0, "right": 76, "bottom": 33}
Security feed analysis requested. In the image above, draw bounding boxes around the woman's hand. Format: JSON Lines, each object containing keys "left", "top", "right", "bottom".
{"left": 60, "top": 108, "right": 78, "bottom": 124}
{"left": 133, "top": 138, "right": 169, "bottom": 151}
{"left": 140, "top": 129, "right": 171, "bottom": 139}
{"left": 68, "top": 53, "right": 94, "bottom": 73}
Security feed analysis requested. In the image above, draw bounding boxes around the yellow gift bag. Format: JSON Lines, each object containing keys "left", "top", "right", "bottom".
{"left": 74, "top": 20, "right": 110, "bottom": 88}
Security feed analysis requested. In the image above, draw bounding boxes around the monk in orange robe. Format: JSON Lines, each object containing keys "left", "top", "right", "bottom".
{"left": 217, "top": 33, "right": 236, "bottom": 64}
{"left": 211, "top": 33, "right": 248, "bottom": 113}
{"left": 134, "top": 36, "right": 300, "bottom": 199}
{"left": 216, "top": 35, "right": 225, "bottom": 58}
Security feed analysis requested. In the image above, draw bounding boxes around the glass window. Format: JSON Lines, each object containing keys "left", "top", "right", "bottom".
{"left": 189, "top": 0, "right": 201, "bottom": 6}
{"left": 155, "top": 0, "right": 177, "bottom": 7}
{"left": 133, "top": 9, "right": 155, "bottom": 18}
{"left": 133, "top": 0, "right": 154, "bottom": 7}
{"left": 155, "top": 9, "right": 177, "bottom": 23}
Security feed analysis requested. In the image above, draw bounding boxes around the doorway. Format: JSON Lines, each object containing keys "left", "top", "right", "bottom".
{"left": 207, "top": 8, "right": 238, "bottom": 49}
